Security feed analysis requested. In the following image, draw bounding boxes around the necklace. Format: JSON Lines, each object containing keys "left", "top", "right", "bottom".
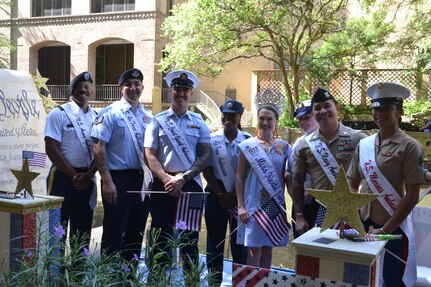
{"left": 258, "top": 137, "right": 273, "bottom": 146}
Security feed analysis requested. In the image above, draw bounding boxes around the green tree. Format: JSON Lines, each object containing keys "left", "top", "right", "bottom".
{"left": 0, "top": 0, "right": 13, "bottom": 68}
{"left": 307, "top": 12, "right": 394, "bottom": 103}
{"left": 394, "top": 1, "right": 431, "bottom": 71}
{"left": 160, "top": 0, "right": 349, "bottom": 117}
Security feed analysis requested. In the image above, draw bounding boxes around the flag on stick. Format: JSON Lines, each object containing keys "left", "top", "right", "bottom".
{"left": 174, "top": 192, "right": 205, "bottom": 232}
{"left": 254, "top": 197, "right": 291, "bottom": 245}
{"left": 22, "top": 150, "right": 46, "bottom": 168}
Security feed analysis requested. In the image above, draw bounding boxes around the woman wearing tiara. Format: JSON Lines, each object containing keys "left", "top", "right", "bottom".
{"left": 236, "top": 103, "right": 291, "bottom": 268}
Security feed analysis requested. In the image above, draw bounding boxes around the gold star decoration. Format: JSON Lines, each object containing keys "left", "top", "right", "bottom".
{"left": 40, "top": 94, "right": 58, "bottom": 114}
{"left": 11, "top": 158, "right": 40, "bottom": 199}
{"left": 308, "top": 166, "right": 379, "bottom": 236}
{"left": 32, "top": 69, "right": 49, "bottom": 92}
{"left": 32, "top": 69, "right": 58, "bottom": 114}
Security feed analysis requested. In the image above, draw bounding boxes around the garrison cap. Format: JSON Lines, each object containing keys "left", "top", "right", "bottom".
{"left": 69, "top": 71, "right": 93, "bottom": 95}
{"left": 294, "top": 100, "right": 312, "bottom": 118}
{"left": 366, "top": 82, "right": 410, "bottom": 108}
{"left": 165, "top": 69, "right": 199, "bottom": 89}
{"left": 311, "top": 87, "right": 336, "bottom": 105}
{"left": 220, "top": 100, "right": 244, "bottom": 115}
{"left": 118, "top": 68, "right": 143, "bottom": 87}
{"left": 257, "top": 103, "right": 281, "bottom": 121}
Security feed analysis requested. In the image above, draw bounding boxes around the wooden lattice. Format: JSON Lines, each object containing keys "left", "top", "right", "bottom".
{"left": 257, "top": 69, "right": 426, "bottom": 107}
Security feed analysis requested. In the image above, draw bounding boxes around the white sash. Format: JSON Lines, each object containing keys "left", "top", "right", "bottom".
{"left": 62, "top": 103, "right": 94, "bottom": 163}
{"left": 239, "top": 138, "right": 284, "bottom": 206}
{"left": 112, "top": 101, "right": 153, "bottom": 200}
{"left": 359, "top": 134, "right": 416, "bottom": 287}
{"left": 155, "top": 116, "right": 202, "bottom": 188}
{"left": 62, "top": 102, "right": 98, "bottom": 209}
{"left": 211, "top": 134, "right": 236, "bottom": 193}
{"left": 305, "top": 134, "right": 339, "bottom": 185}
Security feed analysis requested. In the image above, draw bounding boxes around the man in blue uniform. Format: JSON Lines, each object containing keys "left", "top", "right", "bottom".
{"left": 45, "top": 71, "right": 97, "bottom": 250}
{"left": 144, "top": 69, "right": 211, "bottom": 284}
{"left": 92, "top": 68, "right": 153, "bottom": 261}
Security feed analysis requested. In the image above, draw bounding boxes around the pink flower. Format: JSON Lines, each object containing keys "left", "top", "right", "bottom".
{"left": 176, "top": 220, "right": 187, "bottom": 231}
{"left": 54, "top": 225, "right": 65, "bottom": 238}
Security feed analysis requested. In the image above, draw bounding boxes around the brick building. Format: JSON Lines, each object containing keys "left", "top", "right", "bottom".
{"left": 0, "top": 0, "right": 268, "bottom": 121}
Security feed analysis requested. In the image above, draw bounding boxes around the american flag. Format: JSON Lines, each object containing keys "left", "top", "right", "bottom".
{"left": 174, "top": 192, "right": 204, "bottom": 232}
{"left": 22, "top": 150, "right": 47, "bottom": 167}
{"left": 253, "top": 198, "right": 291, "bottom": 245}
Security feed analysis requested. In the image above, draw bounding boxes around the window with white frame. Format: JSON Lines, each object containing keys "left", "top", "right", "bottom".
{"left": 32, "top": 0, "right": 71, "bottom": 17}
{"left": 91, "top": 0, "right": 135, "bottom": 13}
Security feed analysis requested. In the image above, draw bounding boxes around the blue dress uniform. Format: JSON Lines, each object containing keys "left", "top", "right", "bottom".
{"left": 45, "top": 72, "right": 96, "bottom": 249}
{"left": 91, "top": 69, "right": 153, "bottom": 261}
{"left": 144, "top": 107, "right": 211, "bottom": 269}
{"left": 205, "top": 127, "right": 249, "bottom": 285}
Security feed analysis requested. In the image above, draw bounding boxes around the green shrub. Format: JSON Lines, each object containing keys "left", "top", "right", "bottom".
{"left": 1, "top": 217, "right": 215, "bottom": 287}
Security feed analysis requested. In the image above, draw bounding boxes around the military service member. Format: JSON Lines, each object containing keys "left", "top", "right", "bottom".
{"left": 285, "top": 100, "right": 319, "bottom": 238}
{"left": 92, "top": 68, "right": 153, "bottom": 261}
{"left": 292, "top": 88, "right": 367, "bottom": 235}
{"left": 45, "top": 71, "right": 97, "bottom": 250}
{"left": 144, "top": 70, "right": 211, "bottom": 283}
{"left": 347, "top": 82, "right": 424, "bottom": 287}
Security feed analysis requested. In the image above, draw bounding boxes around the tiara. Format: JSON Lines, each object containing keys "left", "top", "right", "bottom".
{"left": 255, "top": 88, "right": 286, "bottom": 115}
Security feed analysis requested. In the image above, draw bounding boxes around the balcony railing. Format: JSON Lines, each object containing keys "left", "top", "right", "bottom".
{"left": 46, "top": 84, "right": 121, "bottom": 101}
{"left": 94, "top": 85, "right": 122, "bottom": 101}
{"left": 42, "top": 85, "right": 69, "bottom": 100}
{"left": 46, "top": 85, "right": 253, "bottom": 126}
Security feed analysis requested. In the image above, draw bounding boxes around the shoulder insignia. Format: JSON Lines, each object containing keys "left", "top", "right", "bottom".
{"left": 94, "top": 115, "right": 104, "bottom": 125}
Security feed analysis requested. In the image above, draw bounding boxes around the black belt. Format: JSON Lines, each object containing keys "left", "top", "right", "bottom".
{"left": 73, "top": 167, "right": 89, "bottom": 172}
{"left": 110, "top": 169, "right": 144, "bottom": 176}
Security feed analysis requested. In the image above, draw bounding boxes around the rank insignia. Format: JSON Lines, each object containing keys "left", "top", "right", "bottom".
{"left": 187, "top": 124, "right": 201, "bottom": 129}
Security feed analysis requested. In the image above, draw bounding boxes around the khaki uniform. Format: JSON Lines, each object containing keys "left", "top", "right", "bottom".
{"left": 346, "top": 129, "right": 424, "bottom": 225}
{"left": 293, "top": 123, "right": 367, "bottom": 190}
